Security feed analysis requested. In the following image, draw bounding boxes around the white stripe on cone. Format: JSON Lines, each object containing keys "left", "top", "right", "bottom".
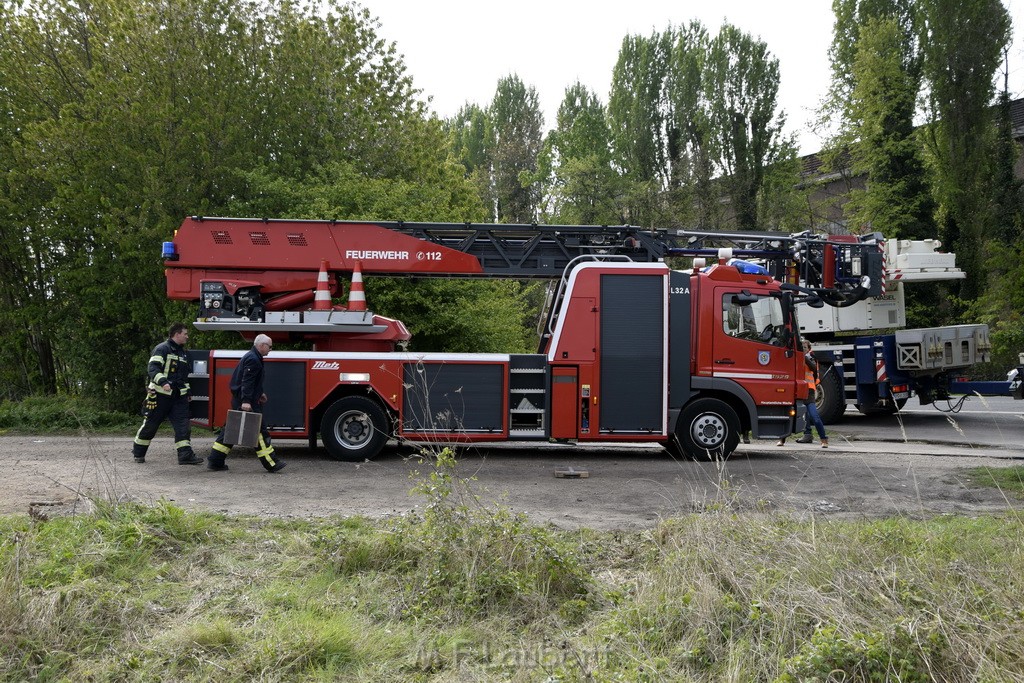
{"left": 348, "top": 262, "right": 366, "bottom": 311}
{"left": 313, "top": 259, "right": 332, "bottom": 310}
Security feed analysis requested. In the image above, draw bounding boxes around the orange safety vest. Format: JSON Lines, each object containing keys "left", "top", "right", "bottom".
{"left": 804, "top": 353, "right": 818, "bottom": 398}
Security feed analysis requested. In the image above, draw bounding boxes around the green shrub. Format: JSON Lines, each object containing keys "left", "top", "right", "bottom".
{"left": 777, "top": 624, "right": 935, "bottom": 683}
{"left": 0, "top": 396, "right": 138, "bottom": 433}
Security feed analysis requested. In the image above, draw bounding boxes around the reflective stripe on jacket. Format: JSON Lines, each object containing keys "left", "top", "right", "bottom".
{"left": 147, "top": 339, "right": 191, "bottom": 396}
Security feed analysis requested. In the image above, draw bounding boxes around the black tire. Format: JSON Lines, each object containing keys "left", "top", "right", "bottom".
{"left": 320, "top": 396, "right": 389, "bottom": 461}
{"left": 676, "top": 398, "right": 740, "bottom": 461}
{"left": 816, "top": 365, "right": 846, "bottom": 424}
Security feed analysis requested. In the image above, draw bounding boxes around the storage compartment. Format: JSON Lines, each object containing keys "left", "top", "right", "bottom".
{"left": 402, "top": 362, "right": 505, "bottom": 433}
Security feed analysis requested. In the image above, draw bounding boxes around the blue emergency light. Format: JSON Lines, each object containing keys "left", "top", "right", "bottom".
{"left": 727, "top": 258, "right": 768, "bottom": 275}
{"left": 162, "top": 241, "right": 178, "bottom": 260}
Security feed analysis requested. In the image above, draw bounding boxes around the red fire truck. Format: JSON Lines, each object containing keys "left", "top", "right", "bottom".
{"left": 163, "top": 217, "right": 884, "bottom": 461}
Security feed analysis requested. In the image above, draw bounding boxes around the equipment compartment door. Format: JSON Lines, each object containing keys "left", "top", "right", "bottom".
{"left": 550, "top": 366, "right": 579, "bottom": 439}
{"left": 599, "top": 273, "right": 666, "bottom": 433}
{"left": 402, "top": 362, "right": 504, "bottom": 433}
{"left": 263, "top": 361, "right": 307, "bottom": 428}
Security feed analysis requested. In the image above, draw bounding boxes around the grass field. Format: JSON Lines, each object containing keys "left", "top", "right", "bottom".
{"left": 2, "top": 450, "right": 1024, "bottom": 682}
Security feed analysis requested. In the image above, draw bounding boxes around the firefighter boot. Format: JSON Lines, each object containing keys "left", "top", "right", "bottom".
{"left": 257, "top": 435, "right": 286, "bottom": 473}
{"left": 795, "top": 434, "right": 813, "bottom": 444}
{"left": 259, "top": 453, "right": 287, "bottom": 473}
{"left": 132, "top": 432, "right": 150, "bottom": 463}
{"left": 177, "top": 448, "right": 204, "bottom": 466}
{"left": 208, "top": 442, "right": 230, "bottom": 471}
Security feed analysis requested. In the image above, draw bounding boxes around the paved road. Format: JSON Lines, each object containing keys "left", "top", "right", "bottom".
{"left": 825, "top": 395, "right": 1023, "bottom": 451}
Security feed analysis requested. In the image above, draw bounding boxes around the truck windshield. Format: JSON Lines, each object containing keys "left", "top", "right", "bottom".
{"left": 723, "top": 293, "right": 787, "bottom": 347}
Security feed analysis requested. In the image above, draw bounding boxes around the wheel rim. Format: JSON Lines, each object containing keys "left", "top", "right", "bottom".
{"left": 334, "top": 410, "right": 373, "bottom": 450}
{"left": 690, "top": 412, "right": 726, "bottom": 448}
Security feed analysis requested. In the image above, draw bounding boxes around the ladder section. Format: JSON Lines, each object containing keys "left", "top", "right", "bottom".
{"left": 389, "top": 223, "right": 669, "bottom": 277}
{"left": 508, "top": 354, "right": 548, "bottom": 438}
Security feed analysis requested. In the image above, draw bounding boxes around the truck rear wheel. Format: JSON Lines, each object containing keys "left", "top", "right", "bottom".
{"left": 677, "top": 398, "right": 740, "bottom": 461}
{"left": 320, "top": 396, "right": 388, "bottom": 462}
{"left": 816, "top": 365, "right": 846, "bottom": 424}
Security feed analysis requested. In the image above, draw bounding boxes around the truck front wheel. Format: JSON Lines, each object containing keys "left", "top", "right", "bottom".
{"left": 320, "top": 396, "right": 389, "bottom": 462}
{"left": 676, "top": 398, "right": 740, "bottom": 461}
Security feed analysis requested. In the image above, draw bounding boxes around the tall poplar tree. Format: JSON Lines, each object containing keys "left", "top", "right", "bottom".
{"left": 445, "top": 103, "right": 495, "bottom": 215}
{"left": 919, "top": 0, "right": 1012, "bottom": 300}
{"left": 544, "top": 83, "right": 620, "bottom": 225}
{"left": 704, "top": 23, "right": 797, "bottom": 230}
{"left": 665, "top": 23, "right": 719, "bottom": 228}
{"left": 845, "top": 16, "right": 935, "bottom": 239}
{"left": 608, "top": 31, "right": 673, "bottom": 226}
{"left": 488, "top": 75, "right": 543, "bottom": 223}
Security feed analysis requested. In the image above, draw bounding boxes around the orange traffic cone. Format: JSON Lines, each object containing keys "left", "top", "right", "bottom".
{"left": 347, "top": 262, "right": 366, "bottom": 312}
{"left": 313, "top": 260, "right": 332, "bottom": 311}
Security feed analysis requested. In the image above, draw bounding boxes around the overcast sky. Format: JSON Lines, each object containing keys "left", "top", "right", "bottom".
{"left": 364, "top": 0, "right": 1024, "bottom": 156}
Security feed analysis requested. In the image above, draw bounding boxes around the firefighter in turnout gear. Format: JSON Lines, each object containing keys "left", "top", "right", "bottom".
{"left": 133, "top": 323, "right": 203, "bottom": 465}
{"left": 207, "top": 334, "right": 286, "bottom": 473}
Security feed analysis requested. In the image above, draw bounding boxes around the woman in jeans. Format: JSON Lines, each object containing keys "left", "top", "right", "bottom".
{"left": 778, "top": 339, "right": 829, "bottom": 448}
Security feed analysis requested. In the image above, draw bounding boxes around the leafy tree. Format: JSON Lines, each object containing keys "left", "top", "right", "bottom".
{"left": 608, "top": 31, "right": 673, "bottom": 226}
{"left": 665, "top": 22, "right": 719, "bottom": 228}
{"left": 704, "top": 23, "right": 798, "bottom": 230}
{"left": 0, "top": 0, "right": 476, "bottom": 411}
{"left": 966, "top": 81, "right": 1024, "bottom": 373}
{"left": 845, "top": 16, "right": 935, "bottom": 240}
{"left": 609, "top": 23, "right": 796, "bottom": 230}
{"left": 444, "top": 103, "right": 495, "bottom": 214}
{"left": 488, "top": 75, "right": 544, "bottom": 223}
{"left": 825, "top": 0, "right": 921, "bottom": 130}
{"left": 919, "top": 0, "right": 1012, "bottom": 301}
{"left": 542, "top": 83, "right": 621, "bottom": 225}
{"left": 989, "top": 87, "right": 1024, "bottom": 245}
{"left": 820, "top": 1, "right": 925, "bottom": 232}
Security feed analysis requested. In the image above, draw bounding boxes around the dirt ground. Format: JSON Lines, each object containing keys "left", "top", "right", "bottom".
{"left": 4, "top": 434, "right": 1023, "bottom": 529}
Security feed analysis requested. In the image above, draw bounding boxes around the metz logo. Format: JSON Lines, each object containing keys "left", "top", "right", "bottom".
{"left": 312, "top": 361, "right": 340, "bottom": 370}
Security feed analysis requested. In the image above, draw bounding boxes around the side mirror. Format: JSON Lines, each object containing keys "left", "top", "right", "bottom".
{"left": 734, "top": 291, "right": 759, "bottom": 306}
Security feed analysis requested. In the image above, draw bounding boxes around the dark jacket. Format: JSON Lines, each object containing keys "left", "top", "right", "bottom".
{"left": 147, "top": 338, "right": 190, "bottom": 396}
{"left": 230, "top": 347, "right": 265, "bottom": 404}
